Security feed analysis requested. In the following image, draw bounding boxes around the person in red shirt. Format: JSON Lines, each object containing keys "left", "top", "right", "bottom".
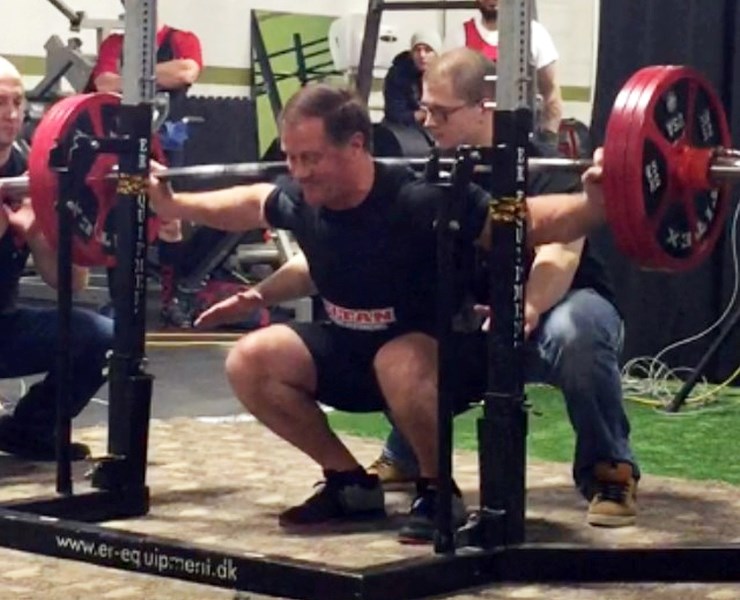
{"left": 91, "top": 6, "right": 203, "bottom": 167}
{"left": 91, "top": 4, "right": 204, "bottom": 327}
{"left": 446, "top": 0, "right": 563, "bottom": 142}
{"left": 91, "top": 26, "right": 202, "bottom": 110}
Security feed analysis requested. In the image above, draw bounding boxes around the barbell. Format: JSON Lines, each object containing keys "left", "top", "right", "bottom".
{"left": 0, "top": 65, "right": 736, "bottom": 270}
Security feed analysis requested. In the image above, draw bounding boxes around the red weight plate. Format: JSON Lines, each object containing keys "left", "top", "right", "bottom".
{"left": 29, "top": 93, "right": 120, "bottom": 266}
{"left": 29, "top": 92, "right": 162, "bottom": 266}
{"left": 603, "top": 66, "right": 664, "bottom": 262}
{"left": 664, "top": 69, "right": 729, "bottom": 269}
{"left": 621, "top": 66, "right": 730, "bottom": 271}
{"left": 621, "top": 66, "right": 695, "bottom": 269}
{"left": 617, "top": 66, "right": 676, "bottom": 267}
{"left": 86, "top": 152, "right": 122, "bottom": 266}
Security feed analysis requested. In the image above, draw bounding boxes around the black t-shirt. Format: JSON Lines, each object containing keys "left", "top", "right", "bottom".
{"left": 264, "top": 162, "right": 490, "bottom": 333}
{"left": 0, "top": 147, "right": 30, "bottom": 313}
{"left": 263, "top": 149, "right": 616, "bottom": 335}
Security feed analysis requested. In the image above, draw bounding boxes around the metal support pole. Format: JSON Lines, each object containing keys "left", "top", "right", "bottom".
{"left": 496, "top": 0, "right": 534, "bottom": 112}
{"left": 433, "top": 147, "right": 474, "bottom": 555}
{"left": 92, "top": 0, "right": 155, "bottom": 504}
{"left": 356, "top": 0, "right": 383, "bottom": 103}
{"left": 667, "top": 303, "right": 740, "bottom": 412}
{"left": 54, "top": 159, "right": 75, "bottom": 496}
{"left": 45, "top": 0, "right": 83, "bottom": 30}
{"left": 477, "top": 0, "right": 533, "bottom": 548}
{"left": 251, "top": 14, "right": 284, "bottom": 125}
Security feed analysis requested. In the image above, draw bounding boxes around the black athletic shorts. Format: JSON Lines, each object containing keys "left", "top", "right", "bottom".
{"left": 285, "top": 321, "right": 488, "bottom": 414}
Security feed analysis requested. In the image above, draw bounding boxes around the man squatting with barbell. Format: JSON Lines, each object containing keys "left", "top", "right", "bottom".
{"left": 146, "top": 50, "right": 633, "bottom": 544}
{"left": 191, "top": 48, "right": 637, "bottom": 540}
{"left": 0, "top": 56, "right": 114, "bottom": 461}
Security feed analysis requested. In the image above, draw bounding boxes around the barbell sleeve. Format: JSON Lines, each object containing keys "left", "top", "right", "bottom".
{"left": 0, "top": 175, "right": 33, "bottom": 198}
{"left": 155, "top": 161, "right": 290, "bottom": 182}
{"left": 529, "top": 157, "right": 594, "bottom": 172}
{"left": 708, "top": 151, "right": 740, "bottom": 181}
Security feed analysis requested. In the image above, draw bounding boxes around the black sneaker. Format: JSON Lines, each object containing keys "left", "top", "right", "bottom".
{"left": 0, "top": 415, "right": 91, "bottom": 462}
{"left": 278, "top": 469, "right": 385, "bottom": 528}
{"left": 159, "top": 297, "right": 195, "bottom": 329}
{"left": 98, "top": 301, "right": 115, "bottom": 319}
{"left": 398, "top": 480, "right": 467, "bottom": 545}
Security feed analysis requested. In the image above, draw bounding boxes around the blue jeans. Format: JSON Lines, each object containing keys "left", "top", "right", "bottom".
{"left": 380, "top": 288, "right": 639, "bottom": 497}
{"left": 0, "top": 306, "right": 113, "bottom": 437}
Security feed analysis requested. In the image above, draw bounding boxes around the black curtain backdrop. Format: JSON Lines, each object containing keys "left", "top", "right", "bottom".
{"left": 590, "top": 0, "right": 740, "bottom": 383}
{"left": 162, "top": 96, "right": 260, "bottom": 192}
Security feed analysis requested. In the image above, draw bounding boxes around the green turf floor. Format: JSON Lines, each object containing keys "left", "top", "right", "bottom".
{"left": 329, "top": 384, "right": 740, "bottom": 485}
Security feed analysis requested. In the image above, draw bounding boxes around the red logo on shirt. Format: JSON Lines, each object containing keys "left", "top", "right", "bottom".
{"left": 323, "top": 299, "right": 397, "bottom": 331}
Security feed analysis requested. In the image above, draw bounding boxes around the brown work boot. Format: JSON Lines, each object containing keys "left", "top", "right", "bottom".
{"left": 366, "top": 454, "right": 417, "bottom": 486}
{"left": 587, "top": 462, "right": 638, "bottom": 527}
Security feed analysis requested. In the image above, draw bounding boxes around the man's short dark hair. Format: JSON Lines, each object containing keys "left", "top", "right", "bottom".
{"left": 280, "top": 84, "right": 373, "bottom": 152}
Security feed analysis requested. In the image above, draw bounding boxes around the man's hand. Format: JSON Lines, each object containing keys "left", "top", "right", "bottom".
{"left": 582, "top": 147, "right": 605, "bottom": 214}
{"left": 194, "top": 288, "right": 265, "bottom": 330}
{"left": 3, "top": 197, "right": 37, "bottom": 238}
{"left": 475, "top": 303, "right": 540, "bottom": 339}
{"left": 148, "top": 162, "right": 180, "bottom": 220}
{"left": 523, "top": 303, "right": 541, "bottom": 338}
{"left": 474, "top": 304, "right": 490, "bottom": 329}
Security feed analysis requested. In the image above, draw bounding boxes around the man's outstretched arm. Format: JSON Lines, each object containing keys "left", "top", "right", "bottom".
{"left": 194, "top": 252, "right": 315, "bottom": 329}
{"left": 527, "top": 148, "right": 606, "bottom": 246}
{"left": 148, "top": 169, "right": 276, "bottom": 232}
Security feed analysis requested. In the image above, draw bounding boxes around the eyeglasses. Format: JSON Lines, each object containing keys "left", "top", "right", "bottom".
{"left": 419, "top": 103, "right": 470, "bottom": 123}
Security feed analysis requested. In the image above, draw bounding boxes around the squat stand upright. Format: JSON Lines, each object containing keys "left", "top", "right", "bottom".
{"left": 1, "top": 0, "right": 158, "bottom": 521}
{"left": 89, "top": 0, "right": 157, "bottom": 504}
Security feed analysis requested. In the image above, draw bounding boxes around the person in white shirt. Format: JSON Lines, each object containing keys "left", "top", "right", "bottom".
{"left": 445, "top": 0, "right": 563, "bottom": 140}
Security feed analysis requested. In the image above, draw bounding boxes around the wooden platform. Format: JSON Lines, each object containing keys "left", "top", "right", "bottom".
{"left": 1, "top": 417, "right": 739, "bottom": 599}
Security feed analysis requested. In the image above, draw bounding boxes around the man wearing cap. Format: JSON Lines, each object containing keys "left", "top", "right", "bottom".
{"left": 382, "top": 30, "right": 441, "bottom": 126}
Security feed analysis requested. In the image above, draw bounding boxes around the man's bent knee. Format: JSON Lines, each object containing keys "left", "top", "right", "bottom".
{"left": 374, "top": 332, "right": 437, "bottom": 403}
{"left": 374, "top": 332, "right": 437, "bottom": 381}
{"left": 542, "top": 291, "right": 620, "bottom": 350}
{"left": 225, "top": 325, "right": 317, "bottom": 404}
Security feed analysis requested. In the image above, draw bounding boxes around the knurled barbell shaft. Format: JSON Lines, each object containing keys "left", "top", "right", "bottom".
{"left": 156, "top": 157, "right": 595, "bottom": 182}
{"left": 152, "top": 153, "right": 740, "bottom": 183}
{"left": 3, "top": 154, "right": 740, "bottom": 199}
